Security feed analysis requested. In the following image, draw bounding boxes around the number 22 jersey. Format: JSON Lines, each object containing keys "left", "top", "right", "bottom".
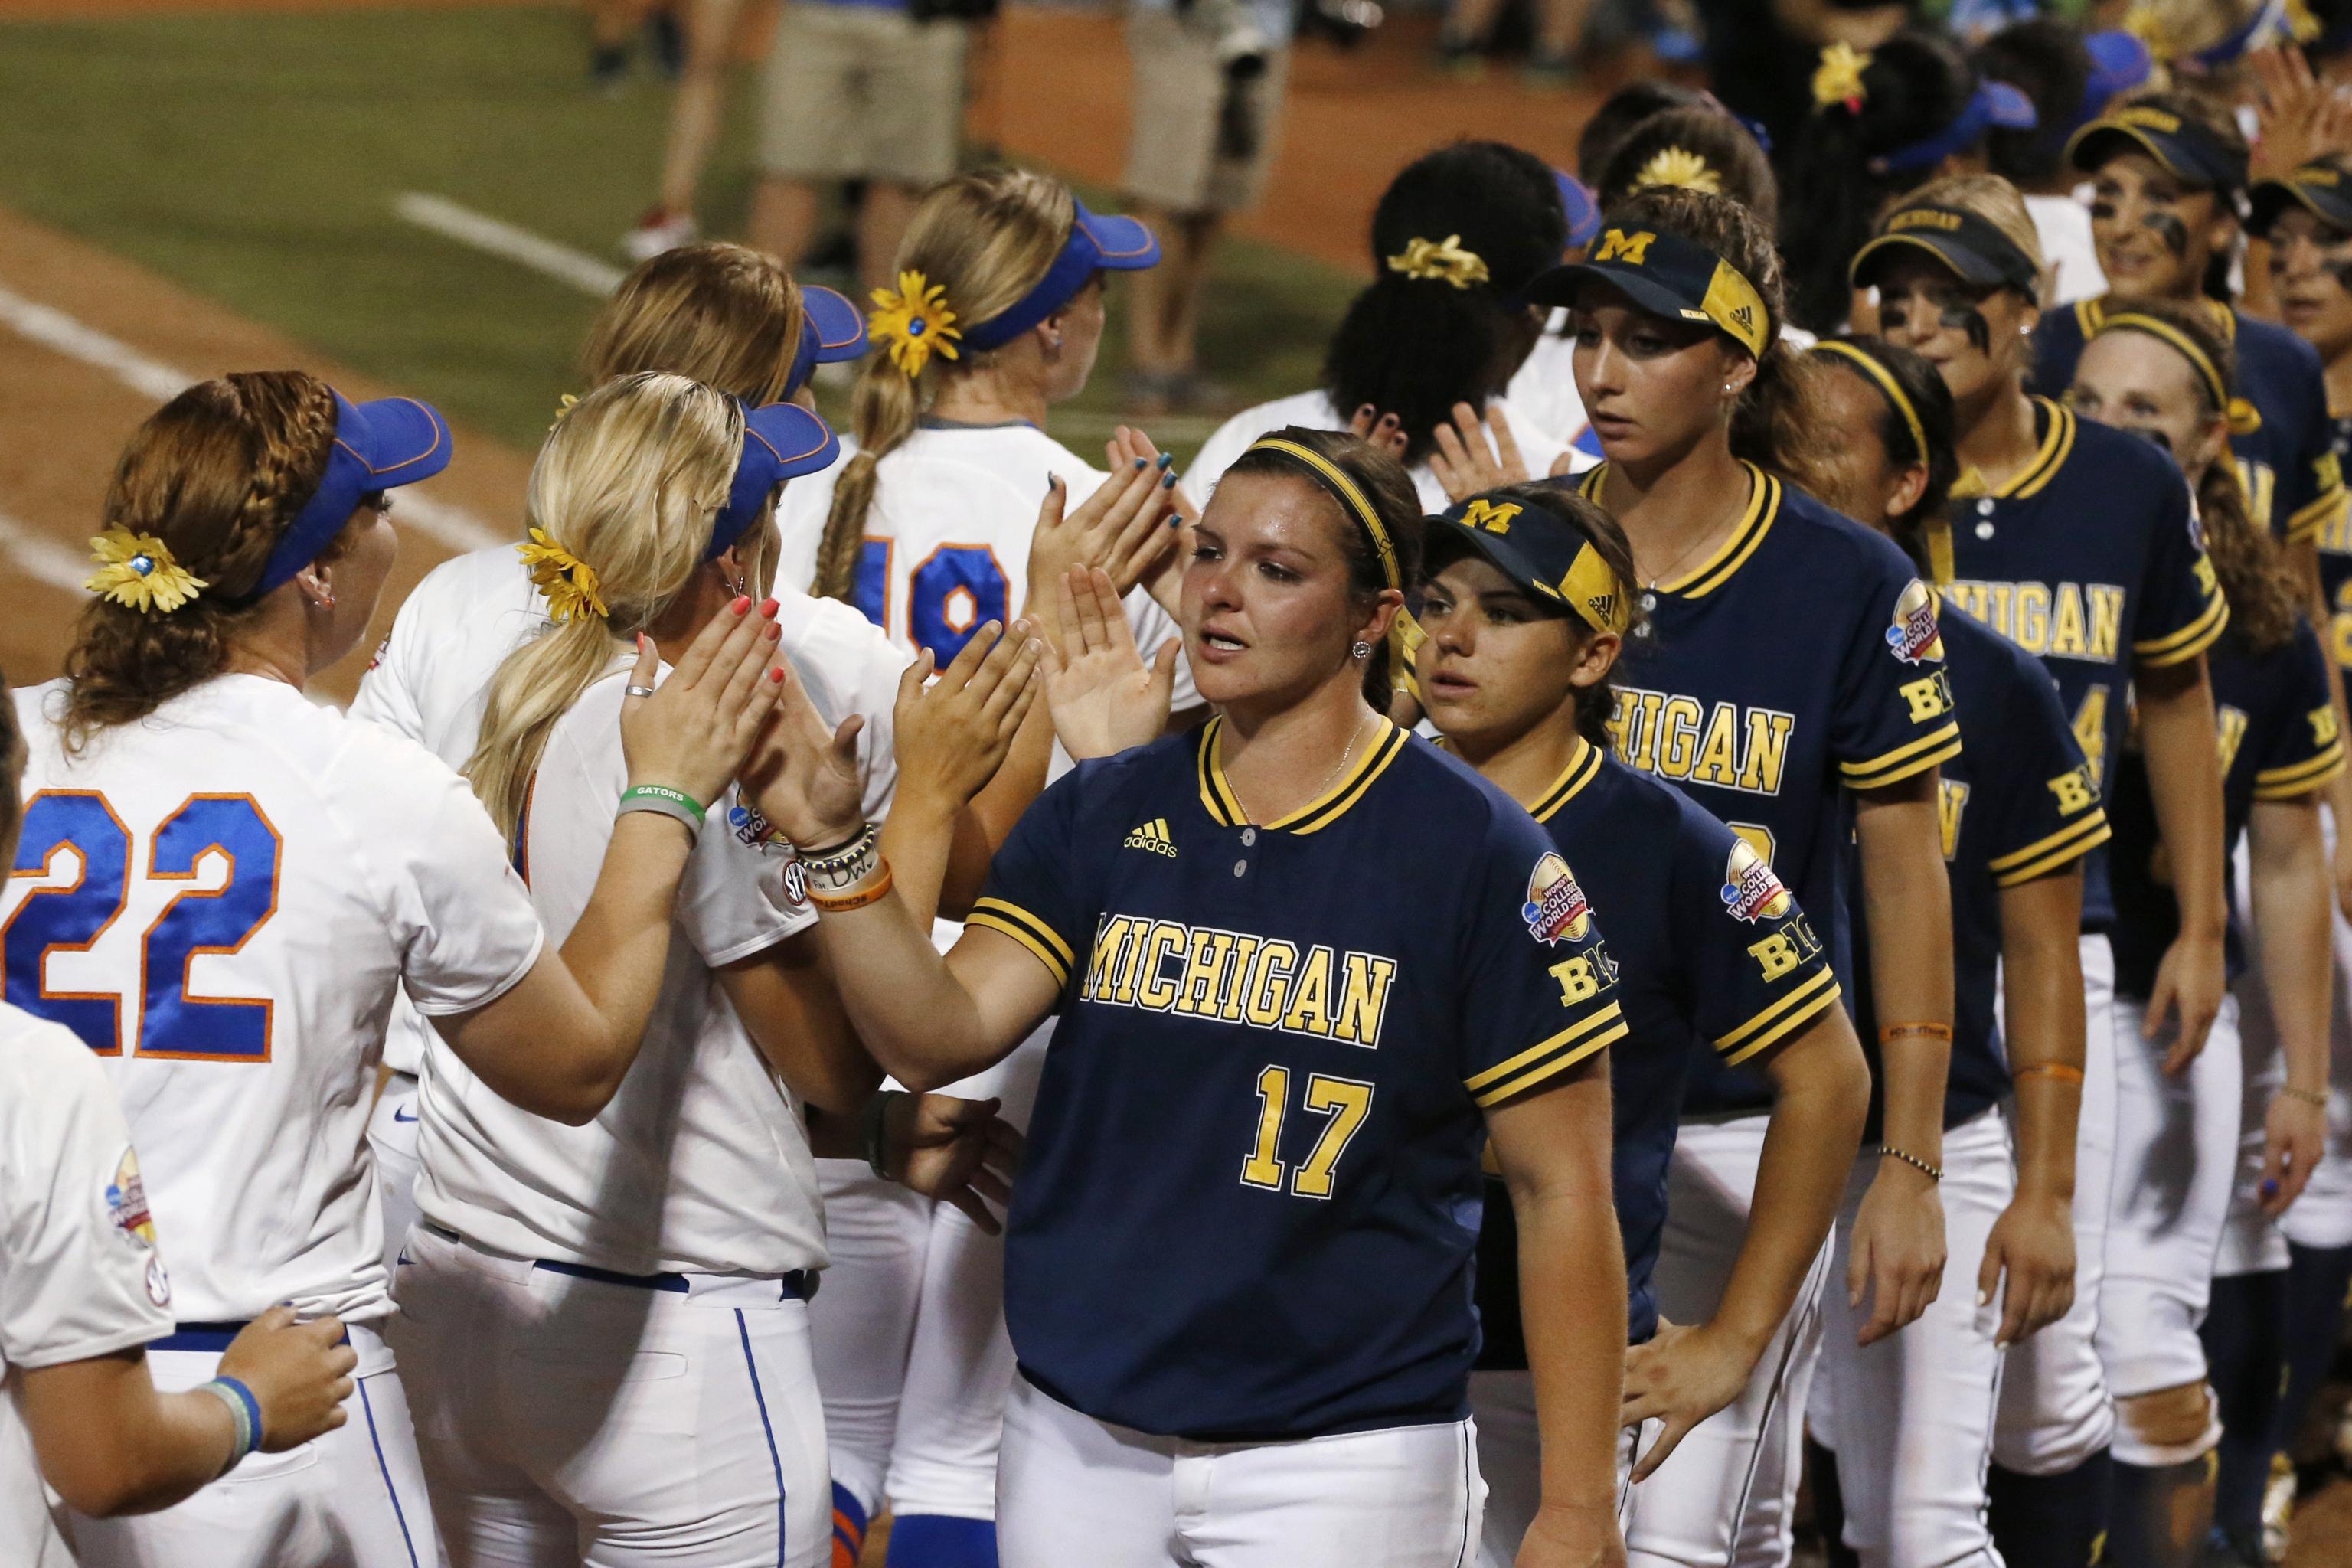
{"left": 972, "top": 720, "right": 1627, "bottom": 1441}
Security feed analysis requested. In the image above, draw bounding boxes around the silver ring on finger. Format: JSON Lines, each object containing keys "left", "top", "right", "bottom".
{"left": 626, "top": 684, "right": 657, "bottom": 698}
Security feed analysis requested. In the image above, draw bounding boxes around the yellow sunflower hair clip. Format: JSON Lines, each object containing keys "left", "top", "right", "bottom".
{"left": 1633, "top": 146, "right": 1723, "bottom": 195}
{"left": 518, "top": 527, "right": 609, "bottom": 623}
{"left": 868, "top": 270, "right": 963, "bottom": 377}
{"left": 1813, "top": 42, "right": 1871, "bottom": 112}
{"left": 1385, "top": 235, "right": 1491, "bottom": 289}
{"left": 87, "top": 527, "right": 207, "bottom": 614}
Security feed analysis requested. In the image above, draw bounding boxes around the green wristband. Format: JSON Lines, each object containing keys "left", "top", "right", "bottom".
{"left": 620, "top": 784, "right": 707, "bottom": 823}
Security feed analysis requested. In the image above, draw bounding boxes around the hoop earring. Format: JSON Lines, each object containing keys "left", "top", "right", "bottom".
{"left": 728, "top": 573, "right": 748, "bottom": 599}
{"left": 1350, "top": 640, "right": 1372, "bottom": 660}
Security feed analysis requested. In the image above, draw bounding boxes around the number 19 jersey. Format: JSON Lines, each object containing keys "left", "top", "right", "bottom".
{"left": 2, "top": 677, "right": 546, "bottom": 1325}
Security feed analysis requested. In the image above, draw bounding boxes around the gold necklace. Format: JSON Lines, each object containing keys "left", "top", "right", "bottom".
{"left": 1230, "top": 712, "right": 1374, "bottom": 825}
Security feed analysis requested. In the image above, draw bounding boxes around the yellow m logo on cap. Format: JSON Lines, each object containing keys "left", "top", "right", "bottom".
{"left": 1594, "top": 229, "right": 1656, "bottom": 266}
{"left": 1461, "top": 500, "right": 1522, "bottom": 534}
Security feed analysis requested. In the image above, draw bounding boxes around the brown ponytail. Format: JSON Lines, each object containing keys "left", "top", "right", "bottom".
{"left": 812, "top": 169, "right": 1077, "bottom": 603}
{"left": 60, "top": 371, "right": 344, "bottom": 753}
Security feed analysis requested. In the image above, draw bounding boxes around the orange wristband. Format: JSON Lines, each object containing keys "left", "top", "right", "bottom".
{"left": 808, "top": 861, "right": 894, "bottom": 913}
{"left": 1877, "top": 1021, "right": 1952, "bottom": 1045}
{"left": 2014, "top": 1062, "right": 2086, "bottom": 1086}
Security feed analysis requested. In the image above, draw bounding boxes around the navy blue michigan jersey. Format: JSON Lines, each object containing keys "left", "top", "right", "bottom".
{"left": 1939, "top": 397, "right": 2227, "bottom": 926}
{"left": 2321, "top": 413, "right": 2352, "bottom": 669}
{"left": 2035, "top": 299, "right": 2346, "bottom": 547}
{"left": 2109, "top": 620, "right": 2347, "bottom": 998}
{"left": 1576, "top": 462, "right": 1962, "bottom": 1116}
{"left": 1472, "top": 739, "right": 1843, "bottom": 1367}
{"left": 969, "top": 718, "right": 1628, "bottom": 1440}
{"left": 1848, "top": 608, "right": 2109, "bottom": 1136}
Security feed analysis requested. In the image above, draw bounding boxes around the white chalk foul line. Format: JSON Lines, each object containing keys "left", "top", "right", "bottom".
{"left": 0, "top": 505, "right": 94, "bottom": 594}
{"left": 394, "top": 192, "right": 623, "bottom": 298}
{"left": 0, "top": 278, "right": 503, "bottom": 556}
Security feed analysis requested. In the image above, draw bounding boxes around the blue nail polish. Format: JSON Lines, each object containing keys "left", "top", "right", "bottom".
{"left": 1046, "top": 472, "right": 1059, "bottom": 495}
{"left": 1156, "top": 452, "right": 1174, "bottom": 469}
{"left": 2262, "top": 1178, "right": 2281, "bottom": 1197}
{"left": 1133, "top": 457, "right": 1148, "bottom": 470}
{"left": 1162, "top": 471, "right": 1178, "bottom": 489}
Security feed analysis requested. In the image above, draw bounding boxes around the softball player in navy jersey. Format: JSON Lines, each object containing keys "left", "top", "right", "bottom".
{"left": 3, "top": 371, "right": 789, "bottom": 1568}
{"left": 1800, "top": 335, "right": 2105, "bottom": 1568}
{"left": 2240, "top": 155, "right": 2352, "bottom": 1544}
{"left": 1853, "top": 176, "right": 2231, "bottom": 1568}
{"left": 1409, "top": 483, "right": 1871, "bottom": 1568}
{"left": 2069, "top": 301, "right": 2346, "bottom": 1565}
{"left": 1522, "top": 185, "right": 1963, "bottom": 1568}
{"left": 354, "top": 240, "right": 869, "bottom": 1281}
{"left": 2029, "top": 97, "right": 2350, "bottom": 553}
{"left": 754, "top": 426, "right": 1631, "bottom": 1567}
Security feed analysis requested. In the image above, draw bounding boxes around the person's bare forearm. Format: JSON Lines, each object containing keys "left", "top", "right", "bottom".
{"left": 1855, "top": 778, "right": 1955, "bottom": 1166}
{"left": 720, "top": 940, "right": 880, "bottom": 1116}
{"left": 812, "top": 898, "right": 1014, "bottom": 1089}
{"left": 2139, "top": 658, "right": 2229, "bottom": 942}
{"left": 2000, "top": 871, "right": 2089, "bottom": 1202}
{"left": 23, "top": 1357, "right": 234, "bottom": 1517}
{"left": 2252, "top": 799, "right": 2335, "bottom": 1096}
{"left": 1501, "top": 1104, "right": 1625, "bottom": 1513}
{"left": 1717, "top": 1014, "right": 1870, "bottom": 1351}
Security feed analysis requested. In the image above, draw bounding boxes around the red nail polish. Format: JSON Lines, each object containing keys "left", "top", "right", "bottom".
{"left": 769, "top": 667, "right": 786, "bottom": 683}
{"left": 766, "top": 622, "right": 782, "bottom": 641}
{"left": 732, "top": 595, "right": 751, "bottom": 613}
{"left": 761, "top": 597, "right": 779, "bottom": 617}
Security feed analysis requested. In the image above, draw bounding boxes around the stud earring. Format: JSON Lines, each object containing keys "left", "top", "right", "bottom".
{"left": 1351, "top": 640, "right": 1372, "bottom": 660}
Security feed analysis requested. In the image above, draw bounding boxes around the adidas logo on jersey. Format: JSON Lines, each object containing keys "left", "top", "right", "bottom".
{"left": 1123, "top": 818, "right": 1178, "bottom": 858}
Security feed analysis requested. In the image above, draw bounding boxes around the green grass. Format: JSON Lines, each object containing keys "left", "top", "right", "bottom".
{"left": 0, "top": 6, "right": 1357, "bottom": 459}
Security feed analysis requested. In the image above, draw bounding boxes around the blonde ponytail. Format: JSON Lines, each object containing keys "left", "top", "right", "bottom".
{"left": 466, "top": 372, "right": 743, "bottom": 837}
{"left": 811, "top": 168, "right": 1077, "bottom": 604}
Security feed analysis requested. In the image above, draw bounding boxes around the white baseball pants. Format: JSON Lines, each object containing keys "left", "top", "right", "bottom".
{"left": 390, "top": 1225, "right": 829, "bottom": 1568}
{"left": 64, "top": 1322, "right": 438, "bottom": 1568}
{"left": 1468, "top": 1370, "right": 1648, "bottom": 1568}
{"left": 370, "top": 1070, "right": 423, "bottom": 1282}
{"left": 995, "top": 1374, "right": 1485, "bottom": 1568}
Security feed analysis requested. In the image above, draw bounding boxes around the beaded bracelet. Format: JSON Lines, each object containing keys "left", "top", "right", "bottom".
{"left": 2282, "top": 1086, "right": 2330, "bottom": 1109}
{"left": 1878, "top": 1021, "right": 1953, "bottom": 1045}
{"left": 1877, "top": 1144, "right": 1944, "bottom": 1182}
{"left": 2014, "top": 1062, "right": 2086, "bottom": 1087}
{"left": 617, "top": 784, "right": 707, "bottom": 833}
{"left": 198, "top": 1376, "right": 263, "bottom": 1473}
{"left": 799, "top": 824, "right": 882, "bottom": 893}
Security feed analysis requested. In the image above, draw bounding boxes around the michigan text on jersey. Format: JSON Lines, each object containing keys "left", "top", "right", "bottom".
{"left": 1606, "top": 688, "right": 1795, "bottom": 796}
{"left": 1081, "top": 914, "right": 1400, "bottom": 1046}
{"left": 1940, "top": 580, "right": 2129, "bottom": 662}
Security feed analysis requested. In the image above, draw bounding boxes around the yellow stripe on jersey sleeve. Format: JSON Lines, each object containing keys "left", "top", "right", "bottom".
{"left": 2132, "top": 592, "right": 2230, "bottom": 668}
{"left": 1839, "top": 722, "right": 1963, "bottom": 792}
{"left": 1715, "top": 966, "right": 1842, "bottom": 1067}
{"left": 2285, "top": 487, "right": 2347, "bottom": 548}
{"left": 1991, "top": 812, "right": 2112, "bottom": 887}
{"left": 1987, "top": 807, "right": 2109, "bottom": 876}
{"left": 1465, "top": 1004, "right": 1626, "bottom": 1107}
{"left": 2252, "top": 742, "right": 2348, "bottom": 800}
{"left": 966, "top": 898, "right": 1074, "bottom": 987}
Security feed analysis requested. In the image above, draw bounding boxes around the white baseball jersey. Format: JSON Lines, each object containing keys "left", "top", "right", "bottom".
{"left": 5, "top": 678, "right": 545, "bottom": 1326}
{"left": 352, "top": 542, "right": 906, "bottom": 1077}
{"left": 775, "top": 423, "right": 1197, "bottom": 720}
{"left": 1505, "top": 315, "right": 1589, "bottom": 452}
{"left": 0, "top": 1002, "right": 174, "bottom": 1567}
{"left": 1185, "top": 388, "right": 1581, "bottom": 514}
{"left": 2028, "top": 190, "right": 2108, "bottom": 309}
{"left": 413, "top": 666, "right": 831, "bottom": 1279}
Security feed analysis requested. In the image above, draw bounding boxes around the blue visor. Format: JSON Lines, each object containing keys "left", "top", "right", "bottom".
{"left": 1873, "top": 80, "right": 2037, "bottom": 175}
{"left": 1554, "top": 171, "right": 1602, "bottom": 251}
{"left": 961, "top": 201, "right": 1160, "bottom": 352}
{"left": 240, "top": 392, "right": 452, "bottom": 604}
{"left": 2193, "top": 0, "right": 2289, "bottom": 68}
{"left": 707, "top": 401, "right": 839, "bottom": 560}
{"left": 785, "top": 284, "right": 868, "bottom": 396}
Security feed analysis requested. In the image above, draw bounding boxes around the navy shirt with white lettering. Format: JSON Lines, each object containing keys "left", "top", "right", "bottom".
{"left": 1578, "top": 462, "right": 1963, "bottom": 1116}
{"left": 1940, "top": 397, "right": 2228, "bottom": 927}
{"left": 2109, "top": 619, "right": 2347, "bottom": 998}
{"left": 1847, "top": 606, "right": 2109, "bottom": 1135}
{"left": 972, "top": 720, "right": 1628, "bottom": 1440}
{"left": 2036, "top": 299, "right": 2346, "bottom": 548}
{"left": 1473, "top": 740, "right": 1842, "bottom": 1364}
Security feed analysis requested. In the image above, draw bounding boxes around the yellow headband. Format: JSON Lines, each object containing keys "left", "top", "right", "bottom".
{"left": 2096, "top": 312, "right": 2263, "bottom": 435}
{"left": 1385, "top": 235, "right": 1491, "bottom": 290}
{"left": 1810, "top": 341, "right": 1931, "bottom": 467}
{"left": 1243, "top": 436, "right": 1401, "bottom": 591}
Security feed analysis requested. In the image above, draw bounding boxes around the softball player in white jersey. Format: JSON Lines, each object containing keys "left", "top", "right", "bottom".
{"left": 775, "top": 166, "right": 1186, "bottom": 1566}
{"left": 5, "top": 371, "right": 787, "bottom": 1568}
{"left": 1, "top": 678, "right": 361, "bottom": 1561}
